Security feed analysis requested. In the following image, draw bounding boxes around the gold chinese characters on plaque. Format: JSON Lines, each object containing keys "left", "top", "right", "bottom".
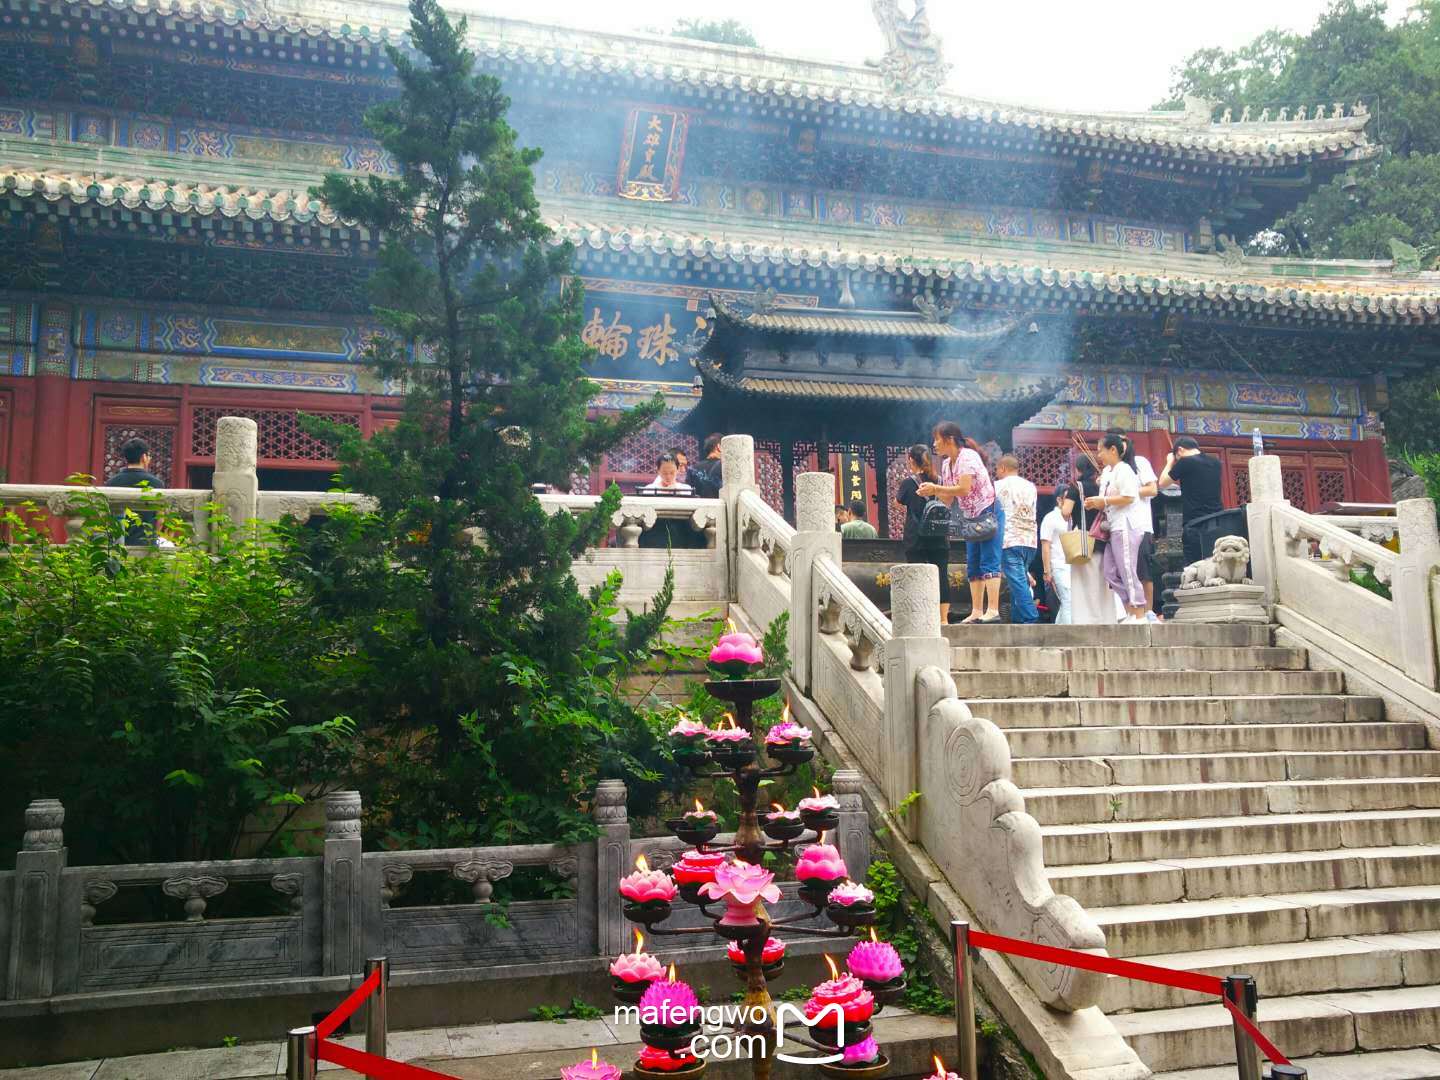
{"left": 617, "top": 107, "right": 689, "bottom": 202}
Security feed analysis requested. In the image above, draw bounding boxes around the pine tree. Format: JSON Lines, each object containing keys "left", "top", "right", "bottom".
{"left": 302, "top": 0, "right": 666, "bottom": 845}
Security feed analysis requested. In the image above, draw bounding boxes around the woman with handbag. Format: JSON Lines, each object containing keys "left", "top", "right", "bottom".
{"left": 1068, "top": 455, "right": 1124, "bottom": 625}
{"left": 918, "top": 421, "right": 1004, "bottom": 624}
{"left": 1084, "top": 433, "right": 1150, "bottom": 624}
{"left": 896, "top": 444, "right": 952, "bottom": 625}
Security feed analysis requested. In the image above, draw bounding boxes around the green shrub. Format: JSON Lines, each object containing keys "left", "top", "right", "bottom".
{"left": 0, "top": 493, "right": 353, "bottom": 863}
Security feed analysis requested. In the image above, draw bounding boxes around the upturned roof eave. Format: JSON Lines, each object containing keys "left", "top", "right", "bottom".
{"left": 43, "top": 0, "right": 1377, "bottom": 165}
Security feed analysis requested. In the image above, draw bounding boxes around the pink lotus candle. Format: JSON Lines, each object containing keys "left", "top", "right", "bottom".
{"left": 708, "top": 621, "right": 764, "bottom": 678}
{"left": 796, "top": 843, "right": 848, "bottom": 883}
{"left": 707, "top": 720, "right": 751, "bottom": 744}
{"left": 682, "top": 800, "right": 719, "bottom": 825}
{"left": 927, "top": 1055, "right": 962, "bottom": 1080}
{"left": 668, "top": 718, "right": 711, "bottom": 742}
{"left": 847, "top": 934, "right": 905, "bottom": 983}
{"left": 671, "top": 849, "right": 725, "bottom": 886}
{"left": 637, "top": 1045, "right": 700, "bottom": 1072}
{"left": 638, "top": 965, "right": 700, "bottom": 1027}
{"left": 827, "top": 881, "right": 875, "bottom": 907}
{"left": 561, "top": 1050, "right": 623, "bottom": 1080}
{"left": 765, "top": 803, "right": 801, "bottom": 824}
{"left": 619, "top": 855, "right": 677, "bottom": 903}
{"left": 699, "top": 860, "right": 781, "bottom": 925}
{"left": 611, "top": 930, "right": 665, "bottom": 984}
{"left": 727, "top": 936, "right": 786, "bottom": 964}
{"left": 812, "top": 956, "right": 866, "bottom": 1008}
{"left": 843, "top": 1036, "right": 881, "bottom": 1065}
{"left": 798, "top": 791, "right": 840, "bottom": 815}
{"left": 765, "top": 718, "right": 812, "bottom": 746}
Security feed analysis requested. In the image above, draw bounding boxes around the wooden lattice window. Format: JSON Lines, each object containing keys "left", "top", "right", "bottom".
{"left": 1282, "top": 469, "right": 1309, "bottom": 512}
{"left": 756, "top": 439, "right": 784, "bottom": 513}
{"left": 884, "top": 445, "right": 913, "bottom": 540}
{"left": 103, "top": 424, "right": 175, "bottom": 485}
{"left": 1233, "top": 466, "right": 1251, "bottom": 506}
{"left": 603, "top": 423, "right": 697, "bottom": 476}
{"left": 1018, "top": 445, "right": 1073, "bottom": 492}
{"left": 190, "top": 407, "right": 359, "bottom": 463}
{"left": 1316, "top": 469, "right": 1349, "bottom": 507}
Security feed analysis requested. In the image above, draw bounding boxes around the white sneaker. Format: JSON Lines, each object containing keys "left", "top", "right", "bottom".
{"left": 1145, "top": 611, "right": 1160, "bottom": 623}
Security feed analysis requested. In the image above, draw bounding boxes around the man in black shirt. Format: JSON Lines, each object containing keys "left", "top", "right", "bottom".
{"left": 685, "top": 432, "right": 725, "bottom": 499}
{"left": 1156, "top": 436, "right": 1224, "bottom": 563}
{"left": 105, "top": 437, "right": 166, "bottom": 544}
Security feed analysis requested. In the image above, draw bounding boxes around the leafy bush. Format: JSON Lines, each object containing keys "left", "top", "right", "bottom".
{"left": 0, "top": 493, "right": 354, "bottom": 864}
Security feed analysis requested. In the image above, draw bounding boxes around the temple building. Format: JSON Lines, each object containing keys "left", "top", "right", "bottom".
{"left": 0, "top": 0, "right": 1433, "bottom": 535}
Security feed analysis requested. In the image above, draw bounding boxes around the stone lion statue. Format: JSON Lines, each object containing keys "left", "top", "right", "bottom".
{"left": 1180, "top": 535, "right": 1252, "bottom": 590}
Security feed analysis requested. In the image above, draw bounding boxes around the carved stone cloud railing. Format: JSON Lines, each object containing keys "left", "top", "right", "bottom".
{"left": 361, "top": 841, "right": 594, "bottom": 970}
{"left": 258, "top": 490, "right": 378, "bottom": 524}
{"left": 538, "top": 493, "right": 729, "bottom": 602}
{"left": 537, "top": 493, "right": 720, "bottom": 549}
{"left": 1315, "top": 513, "right": 1398, "bottom": 547}
{"left": 815, "top": 554, "right": 892, "bottom": 675}
{"left": 733, "top": 486, "right": 795, "bottom": 632}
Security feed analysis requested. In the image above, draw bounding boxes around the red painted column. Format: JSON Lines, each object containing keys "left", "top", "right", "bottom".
{"left": 1351, "top": 437, "right": 1393, "bottom": 503}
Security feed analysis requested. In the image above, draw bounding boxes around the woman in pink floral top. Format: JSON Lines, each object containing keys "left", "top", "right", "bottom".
{"left": 918, "top": 421, "right": 1005, "bottom": 623}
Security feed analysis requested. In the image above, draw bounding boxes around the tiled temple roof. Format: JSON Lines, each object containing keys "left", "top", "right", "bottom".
{"left": 0, "top": 168, "right": 343, "bottom": 224}
{"left": 9, "top": 159, "right": 1440, "bottom": 323}
{"left": 58, "top": 0, "right": 1375, "bottom": 165}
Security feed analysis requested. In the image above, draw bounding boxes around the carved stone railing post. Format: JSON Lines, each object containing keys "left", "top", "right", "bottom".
{"left": 789, "top": 472, "right": 841, "bottom": 696}
{"left": 882, "top": 564, "right": 950, "bottom": 839}
{"left": 1395, "top": 498, "right": 1440, "bottom": 689}
{"left": 211, "top": 416, "right": 259, "bottom": 536}
{"left": 322, "top": 791, "right": 363, "bottom": 976}
{"left": 611, "top": 506, "right": 657, "bottom": 548}
{"left": 832, "top": 770, "right": 872, "bottom": 881}
{"left": 7, "top": 798, "right": 66, "bottom": 999}
{"left": 593, "top": 780, "right": 632, "bottom": 956}
{"left": 1245, "top": 454, "right": 1288, "bottom": 608}
{"left": 720, "top": 435, "right": 757, "bottom": 601}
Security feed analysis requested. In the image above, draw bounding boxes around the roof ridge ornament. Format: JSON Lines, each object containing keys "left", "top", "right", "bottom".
{"left": 868, "top": 0, "right": 951, "bottom": 97}
{"left": 913, "top": 291, "right": 955, "bottom": 323}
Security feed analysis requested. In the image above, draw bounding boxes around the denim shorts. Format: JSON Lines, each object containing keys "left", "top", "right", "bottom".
{"left": 965, "top": 502, "right": 1004, "bottom": 581}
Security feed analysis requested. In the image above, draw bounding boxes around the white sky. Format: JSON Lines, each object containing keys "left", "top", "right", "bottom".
{"left": 462, "top": 0, "right": 1412, "bottom": 112}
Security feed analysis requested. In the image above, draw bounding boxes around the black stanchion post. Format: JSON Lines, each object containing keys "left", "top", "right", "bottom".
{"left": 1225, "top": 973, "right": 1262, "bottom": 1080}
{"left": 365, "top": 956, "right": 390, "bottom": 1066}
{"left": 285, "top": 1025, "right": 317, "bottom": 1080}
{"left": 1270, "top": 1067, "right": 1308, "bottom": 1079}
{"left": 952, "top": 920, "right": 978, "bottom": 1080}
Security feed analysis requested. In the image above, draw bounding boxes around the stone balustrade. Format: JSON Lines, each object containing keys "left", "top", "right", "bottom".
{"left": 1246, "top": 454, "right": 1439, "bottom": 690}
{"left": 537, "top": 492, "right": 720, "bottom": 549}
{"left": 0, "top": 415, "right": 375, "bottom": 548}
{"left": 0, "top": 788, "right": 872, "bottom": 1007}
{"left": 1320, "top": 513, "right": 1399, "bottom": 546}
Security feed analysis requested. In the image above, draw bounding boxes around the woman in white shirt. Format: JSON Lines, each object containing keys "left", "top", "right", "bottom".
{"left": 1085, "top": 433, "right": 1149, "bottom": 623}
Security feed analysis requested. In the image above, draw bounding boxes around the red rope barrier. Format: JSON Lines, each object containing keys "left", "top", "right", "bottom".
{"left": 967, "top": 928, "right": 1292, "bottom": 1066}
{"left": 317, "top": 1038, "right": 463, "bottom": 1079}
{"left": 316, "top": 966, "right": 382, "bottom": 1040}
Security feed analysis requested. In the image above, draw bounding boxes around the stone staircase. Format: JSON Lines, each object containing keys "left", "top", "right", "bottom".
{"left": 945, "top": 621, "right": 1440, "bottom": 1080}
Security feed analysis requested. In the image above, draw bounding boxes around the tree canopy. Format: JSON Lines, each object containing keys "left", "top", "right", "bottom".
{"left": 1164, "top": 0, "right": 1440, "bottom": 260}
{"left": 670, "top": 18, "right": 759, "bottom": 47}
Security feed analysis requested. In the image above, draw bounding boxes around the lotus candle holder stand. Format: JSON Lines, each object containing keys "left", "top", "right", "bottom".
{"left": 614, "top": 675, "right": 896, "bottom": 1080}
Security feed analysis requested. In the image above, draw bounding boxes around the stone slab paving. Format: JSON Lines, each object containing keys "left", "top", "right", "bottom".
{"left": 0, "top": 1008, "right": 949, "bottom": 1080}
{"left": 1156, "top": 1046, "right": 1440, "bottom": 1079}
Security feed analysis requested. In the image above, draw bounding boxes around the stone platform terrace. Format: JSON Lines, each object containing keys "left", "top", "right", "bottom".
{"left": 0, "top": 1006, "right": 955, "bottom": 1080}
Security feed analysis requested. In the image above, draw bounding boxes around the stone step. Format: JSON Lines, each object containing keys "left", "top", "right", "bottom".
{"left": 1098, "top": 931, "right": 1440, "bottom": 1012}
{"left": 1112, "top": 984, "right": 1440, "bottom": 1072}
{"left": 1156, "top": 1047, "right": 1440, "bottom": 1080}
{"left": 975, "top": 695, "right": 1383, "bottom": 731}
{"left": 1024, "top": 778, "right": 1440, "bottom": 827}
{"left": 1042, "top": 810, "right": 1440, "bottom": 867}
{"left": 1050, "top": 847, "right": 1440, "bottom": 908}
{"left": 950, "top": 644, "right": 1308, "bottom": 672}
{"left": 1007, "top": 722, "right": 1427, "bottom": 761}
{"left": 942, "top": 623, "right": 1272, "bottom": 647}
{"left": 1090, "top": 886, "right": 1440, "bottom": 959}
{"left": 957, "top": 669, "right": 1345, "bottom": 699}
{"left": 1013, "top": 751, "right": 1440, "bottom": 789}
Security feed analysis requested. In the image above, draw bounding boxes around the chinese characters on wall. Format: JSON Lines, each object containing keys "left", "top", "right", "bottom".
{"left": 617, "top": 107, "right": 689, "bottom": 202}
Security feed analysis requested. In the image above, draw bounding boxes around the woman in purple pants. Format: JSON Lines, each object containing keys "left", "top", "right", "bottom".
{"left": 1085, "top": 434, "right": 1149, "bottom": 624}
